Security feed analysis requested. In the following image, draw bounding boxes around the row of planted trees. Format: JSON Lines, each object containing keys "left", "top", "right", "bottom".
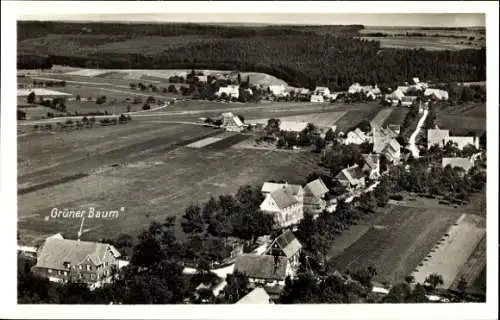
{"left": 32, "top": 115, "right": 132, "bottom": 133}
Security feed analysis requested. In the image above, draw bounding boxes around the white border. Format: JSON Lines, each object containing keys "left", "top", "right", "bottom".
{"left": 1, "top": 2, "right": 498, "bottom": 320}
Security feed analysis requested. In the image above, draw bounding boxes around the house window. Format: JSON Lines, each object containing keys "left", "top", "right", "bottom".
{"left": 86, "top": 265, "right": 91, "bottom": 271}
{"left": 78, "top": 265, "right": 82, "bottom": 270}
{"left": 64, "top": 271, "right": 68, "bottom": 276}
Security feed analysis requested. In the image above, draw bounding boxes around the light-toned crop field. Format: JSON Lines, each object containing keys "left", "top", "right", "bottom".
{"left": 327, "top": 204, "right": 463, "bottom": 285}
{"left": 370, "top": 108, "right": 394, "bottom": 127}
{"left": 411, "top": 214, "right": 486, "bottom": 289}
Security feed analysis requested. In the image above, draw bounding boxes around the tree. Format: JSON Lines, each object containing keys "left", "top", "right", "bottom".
{"left": 265, "top": 118, "right": 281, "bottom": 135}
{"left": 27, "top": 91, "right": 36, "bottom": 104}
{"left": 404, "top": 275, "right": 415, "bottom": 284}
{"left": 356, "top": 119, "right": 372, "bottom": 133}
{"left": 357, "top": 191, "right": 377, "bottom": 213}
{"left": 76, "top": 94, "right": 81, "bottom": 102}
{"left": 237, "top": 73, "right": 242, "bottom": 84}
{"left": 202, "top": 196, "right": 218, "bottom": 223}
{"left": 246, "top": 75, "right": 250, "bottom": 84}
{"left": 142, "top": 103, "right": 151, "bottom": 110}
{"left": 425, "top": 273, "right": 444, "bottom": 290}
{"left": 325, "top": 128, "right": 335, "bottom": 142}
{"left": 457, "top": 276, "right": 468, "bottom": 298}
{"left": 181, "top": 204, "right": 204, "bottom": 234}
{"left": 237, "top": 115, "right": 245, "bottom": 123}
{"left": 383, "top": 282, "right": 411, "bottom": 303}
{"left": 221, "top": 271, "right": 250, "bottom": 303}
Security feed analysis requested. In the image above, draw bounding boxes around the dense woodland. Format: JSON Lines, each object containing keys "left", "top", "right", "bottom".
{"left": 18, "top": 22, "right": 486, "bottom": 90}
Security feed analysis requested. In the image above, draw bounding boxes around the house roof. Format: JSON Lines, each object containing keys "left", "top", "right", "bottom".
{"left": 234, "top": 254, "right": 288, "bottom": 281}
{"left": 304, "top": 178, "right": 329, "bottom": 198}
{"left": 269, "top": 188, "right": 299, "bottom": 209}
{"left": 442, "top": 157, "right": 474, "bottom": 171}
{"left": 35, "top": 237, "right": 120, "bottom": 270}
{"left": 236, "top": 287, "right": 271, "bottom": 304}
{"left": 269, "top": 230, "right": 303, "bottom": 259}
{"left": 362, "top": 153, "right": 379, "bottom": 170}
{"left": 336, "top": 164, "right": 364, "bottom": 185}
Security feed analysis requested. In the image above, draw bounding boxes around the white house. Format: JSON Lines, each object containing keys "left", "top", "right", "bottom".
{"left": 310, "top": 94, "right": 325, "bottom": 103}
{"left": 344, "top": 128, "right": 370, "bottom": 145}
{"left": 260, "top": 183, "right": 304, "bottom": 228}
{"left": 268, "top": 84, "right": 287, "bottom": 97}
{"left": 221, "top": 112, "right": 245, "bottom": 132}
{"left": 335, "top": 164, "right": 366, "bottom": 190}
{"left": 427, "top": 128, "right": 479, "bottom": 150}
{"left": 362, "top": 153, "right": 381, "bottom": 180}
{"left": 303, "top": 178, "right": 329, "bottom": 213}
{"left": 236, "top": 287, "right": 272, "bottom": 304}
{"left": 424, "top": 88, "right": 449, "bottom": 101}
{"left": 310, "top": 86, "right": 331, "bottom": 102}
{"left": 372, "top": 125, "right": 401, "bottom": 164}
{"left": 217, "top": 85, "right": 240, "bottom": 99}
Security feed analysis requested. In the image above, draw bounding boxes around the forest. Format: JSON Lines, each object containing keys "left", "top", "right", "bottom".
{"left": 18, "top": 22, "right": 486, "bottom": 90}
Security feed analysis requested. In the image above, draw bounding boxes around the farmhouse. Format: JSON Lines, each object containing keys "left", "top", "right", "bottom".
{"left": 221, "top": 112, "right": 245, "bottom": 132}
{"left": 362, "top": 153, "right": 381, "bottom": 180}
{"left": 260, "top": 183, "right": 304, "bottom": 228}
{"left": 348, "top": 83, "right": 381, "bottom": 99}
{"left": 268, "top": 84, "right": 288, "bottom": 97}
{"left": 264, "top": 230, "right": 303, "bottom": 271}
{"left": 31, "top": 235, "right": 121, "bottom": 290}
{"left": 442, "top": 157, "right": 475, "bottom": 173}
{"left": 303, "top": 178, "right": 330, "bottom": 213}
{"left": 233, "top": 254, "right": 291, "bottom": 286}
{"left": 373, "top": 126, "right": 401, "bottom": 164}
{"left": 216, "top": 85, "right": 240, "bottom": 99}
{"left": 335, "top": 164, "right": 366, "bottom": 190}
{"left": 310, "top": 86, "right": 331, "bottom": 102}
{"left": 424, "top": 88, "right": 449, "bottom": 100}
{"left": 427, "top": 128, "right": 479, "bottom": 150}
{"left": 344, "top": 128, "right": 371, "bottom": 145}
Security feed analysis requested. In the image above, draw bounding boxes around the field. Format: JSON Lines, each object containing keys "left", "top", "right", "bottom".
{"left": 327, "top": 204, "right": 463, "bottom": 285}
{"left": 435, "top": 103, "right": 486, "bottom": 136}
{"left": 370, "top": 108, "right": 394, "bottom": 127}
{"left": 411, "top": 214, "right": 485, "bottom": 289}
{"left": 18, "top": 114, "right": 326, "bottom": 244}
{"left": 358, "top": 26, "right": 485, "bottom": 51}
{"left": 382, "top": 108, "right": 409, "bottom": 127}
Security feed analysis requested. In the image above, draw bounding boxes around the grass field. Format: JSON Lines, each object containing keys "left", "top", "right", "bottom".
{"left": 382, "top": 108, "right": 409, "bottom": 127}
{"left": 18, "top": 118, "right": 325, "bottom": 244}
{"left": 411, "top": 214, "right": 485, "bottom": 289}
{"left": 327, "top": 204, "right": 463, "bottom": 285}
{"left": 435, "top": 103, "right": 486, "bottom": 136}
{"left": 370, "top": 108, "right": 394, "bottom": 127}
{"left": 360, "top": 37, "right": 483, "bottom": 51}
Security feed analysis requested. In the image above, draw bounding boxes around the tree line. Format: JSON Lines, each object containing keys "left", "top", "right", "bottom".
{"left": 18, "top": 23, "right": 485, "bottom": 91}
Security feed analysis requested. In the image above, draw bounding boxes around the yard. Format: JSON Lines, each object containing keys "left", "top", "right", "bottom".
{"left": 327, "top": 204, "right": 463, "bottom": 285}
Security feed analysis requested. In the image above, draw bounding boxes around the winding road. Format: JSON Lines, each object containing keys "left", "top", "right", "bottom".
{"left": 407, "top": 109, "right": 428, "bottom": 158}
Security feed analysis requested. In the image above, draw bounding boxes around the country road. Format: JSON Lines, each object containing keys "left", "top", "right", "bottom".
{"left": 407, "top": 109, "right": 428, "bottom": 158}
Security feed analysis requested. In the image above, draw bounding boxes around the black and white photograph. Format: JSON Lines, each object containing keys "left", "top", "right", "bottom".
{"left": 0, "top": 1, "right": 498, "bottom": 319}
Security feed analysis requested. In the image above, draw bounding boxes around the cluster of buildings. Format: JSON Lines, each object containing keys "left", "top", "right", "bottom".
{"left": 384, "top": 78, "right": 449, "bottom": 107}
{"left": 427, "top": 127, "right": 480, "bottom": 150}
{"left": 233, "top": 230, "right": 303, "bottom": 301}
{"left": 259, "top": 178, "right": 330, "bottom": 228}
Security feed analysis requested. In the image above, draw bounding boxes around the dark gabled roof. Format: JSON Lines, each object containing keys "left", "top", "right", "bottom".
{"left": 362, "top": 153, "right": 379, "bottom": 170}
{"left": 336, "top": 165, "right": 364, "bottom": 185}
{"left": 35, "top": 237, "right": 120, "bottom": 270}
{"left": 234, "top": 254, "right": 288, "bottom": 281}
{"left": 269, "top": 231, "right": 303, "bottom": 259}
{"left": 269, "top": 188, "right": 299, "bottom": 210}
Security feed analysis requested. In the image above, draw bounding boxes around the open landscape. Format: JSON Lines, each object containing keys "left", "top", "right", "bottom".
{"left": 13, "top": 12, "right": 490, "bottom": 307}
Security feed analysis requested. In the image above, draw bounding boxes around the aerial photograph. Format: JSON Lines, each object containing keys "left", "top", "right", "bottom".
{"left": 14, "top": 10, "right": 488, "bottom": 306}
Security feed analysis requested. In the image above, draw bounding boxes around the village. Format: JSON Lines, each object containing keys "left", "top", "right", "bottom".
{"left": 17, "top": 70, "right": 486, "bottom": 304}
